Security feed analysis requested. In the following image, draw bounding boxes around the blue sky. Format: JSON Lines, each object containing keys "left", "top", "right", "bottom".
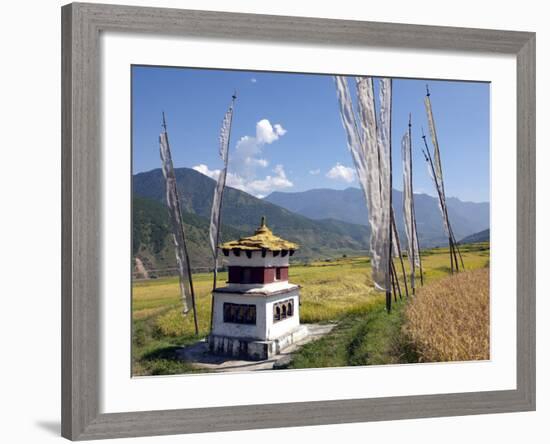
{"left": 132, "top": 66, "right": 490, "bottom": 202}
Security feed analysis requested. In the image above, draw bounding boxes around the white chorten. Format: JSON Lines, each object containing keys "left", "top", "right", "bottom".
{"left": 208, "top": 217, "right": 307, "bottom": 360}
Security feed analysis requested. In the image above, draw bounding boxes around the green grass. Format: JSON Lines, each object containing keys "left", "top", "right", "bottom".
{"left": 132, "top": 242, "right": 490, "bottom": 375}
{"left": 284, "top": 297, "right": 418, "bottom": 369}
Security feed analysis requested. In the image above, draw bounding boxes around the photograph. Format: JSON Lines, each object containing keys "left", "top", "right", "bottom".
{"left": 131, "top": 66, "right": 490, "bottom": 376}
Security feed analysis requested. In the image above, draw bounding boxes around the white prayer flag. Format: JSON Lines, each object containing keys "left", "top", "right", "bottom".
{"left": 209, "top": 98, "right": 235, "bottom": 260}
{"left": 159, "top": 128, "right": 193, "bottom": 313}
{"left": 425, "top": 95, "right": 446, "bottom": 199}
{"left": 401, "top": 129, "right": 421, "bottom": 290}
{"left": 424, "top": 93, "right": 451, "bottom": 236}
{"left": 335, "top": 76, "right": 391, "bottom": 292}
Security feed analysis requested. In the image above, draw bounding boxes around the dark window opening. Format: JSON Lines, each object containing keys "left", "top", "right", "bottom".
{"left": 223, "top": 303, "right": 256, "bottom": 325}
{"left": 242, "top": 267, "right": 251, "bottom": 284}
{"left": 246, "top": 305, "right": 256, "bottom": 323}
{"left": 275, "top": 267, "right": 281, "bottom": 281}
{"left": 273, "top": 299, "right": 294, "bottom": 323}
{"left": 237, "top": 305, "right": 246, "bottom": 323}
{"left": 223, "top": 303, "right": 232, "bottom": 321}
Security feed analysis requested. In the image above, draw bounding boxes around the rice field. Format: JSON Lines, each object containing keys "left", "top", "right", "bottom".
{"left": 132, "top": 242, "right": 490, "bottom": 375}
{"left": 403, "top": 267, "right": 490, "bottom": 362}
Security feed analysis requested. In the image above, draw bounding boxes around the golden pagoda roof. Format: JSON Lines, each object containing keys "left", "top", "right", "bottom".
{"left": 220, "top": 217, "right": 299, "bottom": 251}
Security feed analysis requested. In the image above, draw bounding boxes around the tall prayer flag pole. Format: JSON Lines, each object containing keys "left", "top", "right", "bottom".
{"left": 378, "top": 78, "right": 395, "bottom": 312}
{"left": 421, "top": 127, "right": 460, "bottom": 273}
{"left": 159, "top": 112, "right": 199, "bottom": 334}
{"left": 402, "top": 114, "right": 423, "bottom": 293}
{"left": 423, "top": 86, "right": 465, "bottom": 272}
{"left": 209, "top": 92, "right": 237, "bottom": 330}
{"left": 409, "top": 114, "right": 424, "bottom": 286}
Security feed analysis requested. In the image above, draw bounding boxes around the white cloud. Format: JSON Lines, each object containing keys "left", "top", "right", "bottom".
{"left": 246, "top": 165, "right": 293, "bottom": 195}
{"left": 251, "top": 78, "right": 257, "bottom": 83}
{"left": 273, "top": 124, "right": 287, "bottom": 137}
{"left": 192, "top": 164, "right": 293, "bottom": 197}
{"left": 309, "top": 168, "right": 320, "bottom": 175}
{"left": 234, "top": 135, "right": 258, "bottom": 160}
{"left": 232, "top": 118, "right": 287, "bottom": 179}
{"left": 255, "top": 119, "right": 287, "bottom": 144}
{"left": 233, "top": 119, "right": 285, "bottom": 173}
{"left": 245, "top": 157, "right": 269, "bottom": 168}
{"left": 193, "top": 118, "right": 291, "bottom": 198}
{"left": 225, "top": 173, "right": 247, "bottom": 191}
{"left": 192, "top": 164, "right": 220, "bottom": 180}
{"left": 193, "top": 164, "right": 247, "bottom": 191}
{"left": 326, "top": 163, "right": 355, "bottom": 183}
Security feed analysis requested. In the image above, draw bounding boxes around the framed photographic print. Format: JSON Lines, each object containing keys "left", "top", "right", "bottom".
{"left": 61, "top": 2, "right": 535, "bottom": 440}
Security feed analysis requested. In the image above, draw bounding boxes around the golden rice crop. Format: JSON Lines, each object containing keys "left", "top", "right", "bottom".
{"left": 403, "top": 268, "right": 490, "bottom": 362}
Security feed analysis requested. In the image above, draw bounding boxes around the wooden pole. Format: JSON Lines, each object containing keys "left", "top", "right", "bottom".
{"left": 440, "top": 202, "right": 459, "bottom": 272}
{"left": 391, "top": 209, "right": 409, "bottom": 298}
{"left": 421, "top": 121, "right": 465, "bottom": 274}
{"left": 449, "top": 225, "right": 465, "bottom": 270}
{"left": 387, "top": 224, "right": 393, "bottom": 314}
{"left": 209, "top": 93, "right": 237, "bottom": 331}
{"left": 451, "top": 238, "right": 460, "bottom": 273}
{"left": 162, "top": 113, "right": 199, "bottom": 335}
{"left": 386, "top": 79, "right": 394, "bottom": 313}
{"left": 408, "top": 113, "right": 424, "bottom": 291}
{"left": 176, "top": 180, "right": 199, "bottom": 335}
{"left": 408, "top": 114, "right": 416, "bottom": 295}
{"left": 390, "top": 260, "right": 399, "bottom": 302}
{"left": 421, "top": 130, "right": 456, "bottom": 275}
{"left": 209, "top": 261, "right": 217, "bottom": 331}
{"left": 184, "top": 239, "right": 200, "bottom": 335}
{"left": 449, "top": 236, "right": 456, "bottom": 274}
{"left": 418, "top": 253, "right": 424, "bottom": 286}
{"left": 424, "top": 87, "right": 466, "bottom": 274}
{"left": 416, "top": 220, "right": 425, "bottom": 286}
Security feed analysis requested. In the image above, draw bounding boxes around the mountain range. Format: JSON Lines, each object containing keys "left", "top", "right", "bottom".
{"left": 133, "top": 167, "right": 489, "bottom": 273}
{"left": 265, "top": 187, "right": 489, "bottom": 247}
{"left": 458, "top": 228, "right": 490, "bottom": 244}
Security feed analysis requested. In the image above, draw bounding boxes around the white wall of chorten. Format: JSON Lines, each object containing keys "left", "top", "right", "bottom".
{"left": 211, "top": 289, "right": 300, "bottom": 341}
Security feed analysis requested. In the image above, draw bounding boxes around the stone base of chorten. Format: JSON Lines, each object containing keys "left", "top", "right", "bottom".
{"left": 208, "top": 325, "right": 309, "bottom": 361}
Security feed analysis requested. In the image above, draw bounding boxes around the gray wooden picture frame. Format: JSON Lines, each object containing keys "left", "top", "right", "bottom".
{"left": 61, "top": 2, "right": 536, "bottom": 440}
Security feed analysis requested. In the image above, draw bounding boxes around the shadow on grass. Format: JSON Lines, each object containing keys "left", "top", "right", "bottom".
{"left": 434, "top": 265, "right": 453, "bottom": 273}
{"left": 137, "top": 345, "right": 204, "bottom": 376}
{"left": 141, "top": 345, "right": 181, "bottom": 362}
